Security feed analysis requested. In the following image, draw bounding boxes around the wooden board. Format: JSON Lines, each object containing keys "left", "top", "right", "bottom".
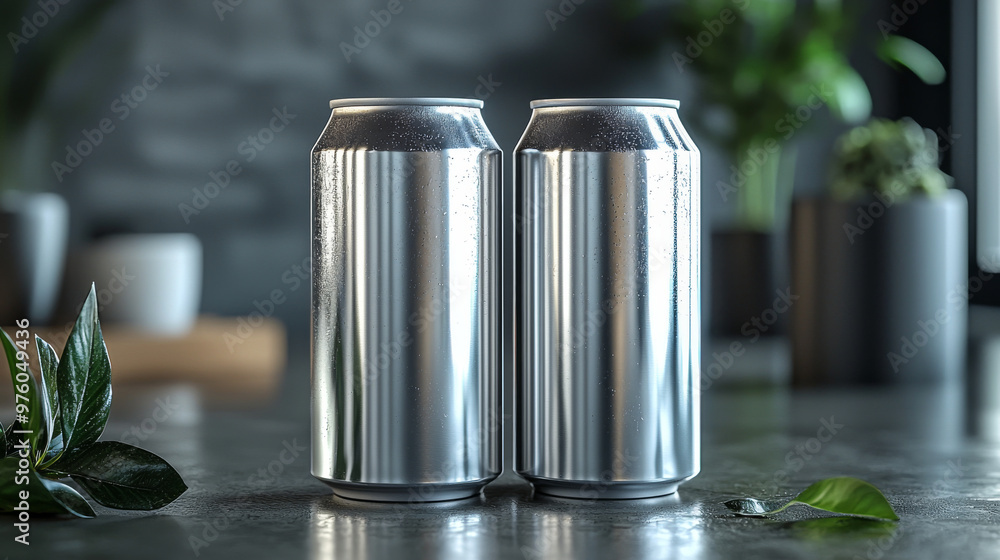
{"left": 2, "top": 316, "right": 286, "bottom": 399}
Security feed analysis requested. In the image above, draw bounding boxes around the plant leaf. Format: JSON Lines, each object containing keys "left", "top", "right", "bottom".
{"left": 0, "top": 419, "right": 5, "bottom": 457}
{"left": 35, "top": 336, "right": 64, "bottom": 466}
{"left": 792, "top": 477, "right": 899, "bottom": 520}
{"left": 0, "top": 457, "right": 95, "bottom": 518}
{"left": 878, "top": 35, "right": 946, "bottom": 85}
{"left": 825, "top": 65, "right": 873, "bottom": 124}
{"left": 55, "top": 441, "right": 187, "bottom": 510}
{"left": 41, "top": 432, "right": 65, "bottom": 468}
{"left": 4, "top": 423, "right": 13, "bottom": 456}
{"left": 0, "top": 328, "right": 48, "bottom": 462}
{"left": 35, "top": 475, "right": 97, "bottom": 518}
{"left": 57, "top": 285, "right": 113, "bottom": 452}
{"left": 724, "top": 477, "right": 899, "bottom": 521}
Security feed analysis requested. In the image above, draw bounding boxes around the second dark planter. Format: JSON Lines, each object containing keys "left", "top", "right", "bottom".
{"left": 790, "top": 191, "right": 968, "bottom": 385}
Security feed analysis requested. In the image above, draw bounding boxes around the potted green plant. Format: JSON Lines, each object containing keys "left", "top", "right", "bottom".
{"left": 0, "top": 0, "right": 119, "bottom": 325}
{"left": 621, "top": 0, "right": 946, "bottom": 338}
{"left": 791, "top": 118, "right": 967, "bottom": 385}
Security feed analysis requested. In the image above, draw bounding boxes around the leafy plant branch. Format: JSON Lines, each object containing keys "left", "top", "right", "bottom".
{"left": 621, "top": 0, "right": 945, "bottom": 231}
{"left": 1, "top": 285, "right": 186, "bottom": 517}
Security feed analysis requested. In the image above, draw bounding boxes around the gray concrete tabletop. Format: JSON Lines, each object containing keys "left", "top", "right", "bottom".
{"left": 3, "top": 333, "right": 1000, "bottom": 560}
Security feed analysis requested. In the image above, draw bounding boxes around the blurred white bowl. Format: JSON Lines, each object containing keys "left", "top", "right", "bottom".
{"left": 75, "top": 233, "right": 202, "bottom": 335}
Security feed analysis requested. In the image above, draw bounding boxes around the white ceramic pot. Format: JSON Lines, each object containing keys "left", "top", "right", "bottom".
{"left": 0, "top": 191, "right": 69, "bottom": 324}
{"left": 73, "top": 234, "right": 203, "bottom": 335}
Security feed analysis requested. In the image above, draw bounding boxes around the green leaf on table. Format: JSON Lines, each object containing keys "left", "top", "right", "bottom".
{"left": 33, "top": 475, "right": 97, "bottom": 518}
{"left": 0, "top": 289, "right": 188, "bottom": 519}
{"left": 36, "top": 336, "right": 64, "bottom": 466}
{"left": 878, "top": 35, "right": 946, "bottom": 85}
{"left": 55, "top": 441, "right": 187, "bottom": 510}
{"left": 0, "top": 457, "right": 95, "bottom": 518}
{"left": 56, "top": 285, "right": 113, "bottom": 453}
{"left": 1, "top": 328, "right": 48, "bottom": 462}
{"left": 724, "top": 477, "right": 899, "bottom": 521}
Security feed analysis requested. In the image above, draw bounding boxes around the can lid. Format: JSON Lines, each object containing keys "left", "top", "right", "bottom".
{"left": 329, "top": 97, "right": 484, "bottom": 109}
{"left": 529, "top": 98, "right": 680, "bottom": 109}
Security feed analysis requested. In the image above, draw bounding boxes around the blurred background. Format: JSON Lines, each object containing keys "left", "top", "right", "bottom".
{"left": 0, "top": 0, "right": 997, "bottom": 396}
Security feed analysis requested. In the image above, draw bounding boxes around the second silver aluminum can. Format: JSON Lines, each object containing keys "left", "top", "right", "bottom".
{"left": 515, "top": 98, "right": 701, "bottom": 499}
{"left": 311, "top": 98, "right": 501, "bottom": 502}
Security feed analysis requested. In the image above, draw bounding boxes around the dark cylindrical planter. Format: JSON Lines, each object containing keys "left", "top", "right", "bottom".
{"left": 710, "top": 230, "right": 788, "bottom": 337}
{"left": 791, "top": 191, "right": 967, "bottom": 385}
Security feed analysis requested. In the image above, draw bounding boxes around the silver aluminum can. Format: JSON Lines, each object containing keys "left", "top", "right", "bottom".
{"left": 515, "top": 99, "right": 700, "bottom": 499}
{"left": 311, "top": 98, "right": 501, "bottom": 502}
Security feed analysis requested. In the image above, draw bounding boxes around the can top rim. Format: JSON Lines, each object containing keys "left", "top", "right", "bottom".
{"left": 329, "top": 97, "right": 484, "bottom": 109}
{"left": 529, "top": 98, "right": 680, "bottom": 109}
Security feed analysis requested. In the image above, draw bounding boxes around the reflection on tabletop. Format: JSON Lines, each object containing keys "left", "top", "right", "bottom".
{"left": 308, "top": 476, "right": 706, "bottom": 560}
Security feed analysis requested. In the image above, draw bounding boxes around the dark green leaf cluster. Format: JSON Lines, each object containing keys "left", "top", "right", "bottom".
{"left": 1, "top": 285, "right": 186, "bottom": 518}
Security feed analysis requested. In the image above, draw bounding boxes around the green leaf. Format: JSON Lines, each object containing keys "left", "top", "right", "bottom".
{"left": 878, "top": 35, "right": 946, "bottom": 85}
{"left": 724, "top": 477, "right": 899, "bottom": 521}
{"left": 35, "top": 475, "right": 97, "bottom": 518}
{"left": 0, "top": 419, "right": 5, "bottom": 457}
{"left": 55, "top": 441, "right": 187, "bottom": 511}
{"left": 0, "top": 328, "right": 48, "bottom": 462}
{"left": 57, "top": 285, "right": 113, "bottom": 452}
{"left": 825, "top": 65, "right": 872, "bottom": 124}
{"left": 41, "top": 433, "right": 65, "bottom": 468}
{"left": 35, "top": 336, "right": 63, "bottom": 466}
{"left": 4, "top": 423, "right": 13, "bottom": 456}
{"left": 0, "top": 457, "right": 95, "bottom": 518}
